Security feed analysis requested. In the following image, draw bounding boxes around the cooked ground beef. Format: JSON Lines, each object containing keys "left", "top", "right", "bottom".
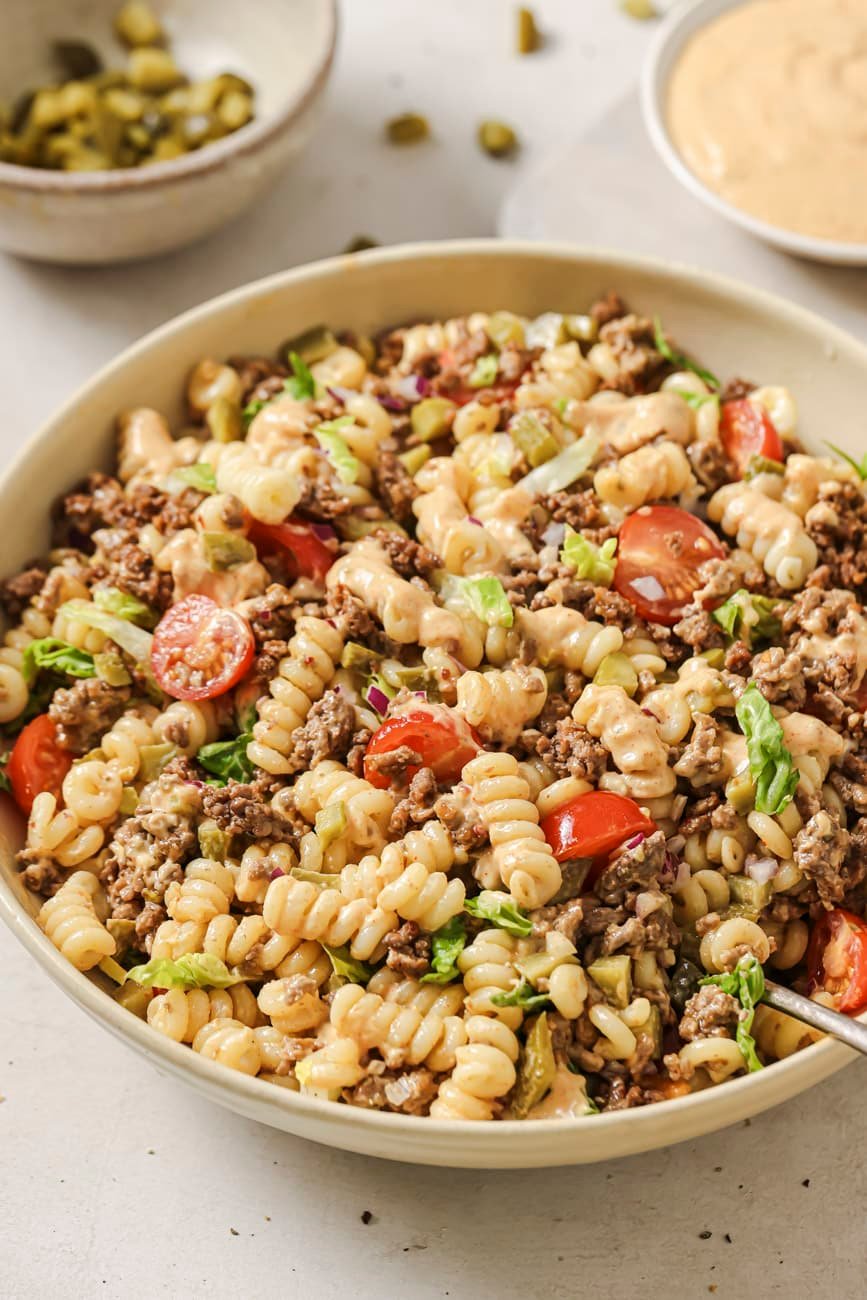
{"left": 598, "top": 905, "right": 679, "bottom": 957}
{"left": 241, "top": 583, "right": 296, "bottom": 645}
{"left": 597, "top": 313, "right": 669, "bottom": 395}
{"left": 542, "top": 488, "right": 608, "bottom": 532}
{"left": 594, "top": 829, "right": 667, "bottom": 905}
{"left": 56, "top": 473, "right": 199, "bottom": 547}
{"left": 294, "top": 465, "right": 354, "bottom": 521}
{"left": 750, "top": 645, "right": 807, "bottom": 706}
{"left": 434, "top": 788, "right": 488, "bottom": 852}
{"left": 347, "top": 1067, "right": 438, "bottom": 1116}
{"left": 0, "top": 564, "right": 48, "bottom": 620}
{"left": 590, "top": 290, "right": 628, "bottom": 327}
{"left": 325, "top": 585, "right": 377, "bottom": 642}
{"left": 793, "top": 810, "right": 851, "bottom": 908}
{"left": 672, "top": 604, "right": 726, "bottom": 655}
{"left": 687, "top": 440, "right": 736, "bottom": 493}
{"left": 250, "top": 638, "right": 290, "bottom": 688}
{"left": 673, "top": 714, "right": 724, "bottom": 783}
{"left": 679, "top": 985, "right": 740, "bottom": 1041}
{"left": 383, "top": 921, "right": 432, "bottom": 976}
{"left": 48, "top": 678, "right": 132, "bottom": 755}
{"left": 275, "top": 689, "right": 357, "bottom": 775}
{"left": 719, "top": 376, "right": 756, "bottom": 401}
{"left": 16, "top": 853, "right": 64, "bottom": 898}
{"left": 201, "top": 777, "right": 299, "bottom": 843}
{"left": 370, "top": 528, "right": 440, "bottom": 583}
{"left": 536, "top": 717, "right": 608, "bottom": 782}
{"left": 804, "top": 483, "right": 867, "bottom": 592}
{"left": 346, "top": 725, "right": 373, "bottom": 778}
{"left": 678, "top": 791, "right": 722, "bottom": 837}
{"left": 364, "top": 744, "right": 422, "bottom": 784}
{"left": 388, "top": 767, "right": 438, "bottom": 835}
{"left": 373, "top": 449, "right": 419, "bottom": 527}
{"left": 724, "top": 639, "right": 753, "bottom": 674}
{"left": 99, "top": 536, "right": 174, "bottom": 610}
{"left": 530, "top": 896, "right": 584, "bottom": 944}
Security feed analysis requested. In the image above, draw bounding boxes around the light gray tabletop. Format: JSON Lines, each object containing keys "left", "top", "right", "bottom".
{"left": 1, "top": 3, "right": 864, "bottom": 1295}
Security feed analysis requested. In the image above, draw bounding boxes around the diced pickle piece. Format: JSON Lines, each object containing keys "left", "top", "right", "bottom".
{"left": 398, "top": 444, "right": 432, "bottom": 476}
{"left": 729, "top": 875, "right": 773, "bottom": 911}
{"left": 114, "top": 1, "right": 165, "bottom": 47}
{"left": 509, "top": 411, "right": 560, "bottom": 467}
{"left": 386, "top": 112, "right": 430, "bottom": 145}
{"left": 593, "top": 652, "right": 639, "bottom": 697}
{"left": 487, "top": 310, "right": 526, "bottom": 349}
{"left": 516, "top": 6, "right": 541, "bottom": 54}
{"left": 511, "top": 1012, "right": 557, "bottom": 1119}
{"left": 587, "top": 954, "right": 632, "bottom": 1008}
{"left": 206, "top": 396, "right": 243, "bottom": 443}
{"left": 410, "top": 396, "right": 457, "bottom": 442}
{"left": 127, "top": 47, "right": 184, "bottom": 93}
{"left": 478, "top": 119, "right": 519, "bottom": 158}
{"left": 284, "top": 324, "right": 339, "bottom": 366}
{"left": 113, "top": 981, "right": 154, "bottom": 1019}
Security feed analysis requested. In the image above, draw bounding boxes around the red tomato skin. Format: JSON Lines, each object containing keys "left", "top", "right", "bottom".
{"left": 364, "top": 708, "right": 481, "bottom": 789}
{"left": 151, "top": 594, "right": 255, "bottom": 701}
{"left": 720, "top": 399, "right": 784, "bottom": 476}
{"left": 7, "top": 715, "right": 72, "bottom": 815}
{"left": 807, "top": 908, "right": 867, "bottom": 1014}
{"left": 249, "top": 517, "right": 335, "bottom": 584}
{"left": 541, "top": 791, "right": 656, "bottom": 865}
{"left": 614, "top": 503, "right": 726, "bottom": 626}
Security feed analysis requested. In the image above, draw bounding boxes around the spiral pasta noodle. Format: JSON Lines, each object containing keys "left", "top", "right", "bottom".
{"left": 248, "top": 619, "right": 345, "bottom": 775}
{"left": 38, "top": 870, "right": 116, "bottom": 971}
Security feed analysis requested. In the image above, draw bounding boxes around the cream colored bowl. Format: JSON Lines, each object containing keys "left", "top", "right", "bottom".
{"left": 1, "top": 241, "right": 863, "bottom": 1167}
{"left": 0, "top": 0, "right": 336, "bottom": 264}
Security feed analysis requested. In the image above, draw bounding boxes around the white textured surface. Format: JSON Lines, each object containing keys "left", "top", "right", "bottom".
{"left": 1, "top": 2, "right": 865, "bottom": 1295}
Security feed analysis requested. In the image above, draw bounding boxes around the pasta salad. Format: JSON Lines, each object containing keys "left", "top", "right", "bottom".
{"left": 9, "top": 293, "right": 867, "bottom": 1120}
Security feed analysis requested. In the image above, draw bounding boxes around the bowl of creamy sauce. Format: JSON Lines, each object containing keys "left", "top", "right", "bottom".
{"left": 642, "top": 0, "right": 867, "bottom": 264}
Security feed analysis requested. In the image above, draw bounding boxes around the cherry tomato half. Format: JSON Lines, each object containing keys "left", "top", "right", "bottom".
{"left": 806, "top": 908, "right": 867, "bottom": 1014}
{"left": 151, "top": 594, "right": 254, "bottom": 701}
{"left": 364, "top": 706, "right": 481, "bottom": 790}
{"left": 719, "top": 399, "right": 784, "bottom": 477}
{"left": 249, "top": 516, "right": 336, "bottom": 585}
{"left": 7, "top": 715, "right": 72, "bottom": 815}
{"left": 614, "top": 503, "right": 725, "bottom": 626}
{"left": 541, "top": 790, "right": 656, "bottom": 866}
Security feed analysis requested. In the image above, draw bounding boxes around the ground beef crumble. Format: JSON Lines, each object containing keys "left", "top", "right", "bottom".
{"left": 240, "top": 583, "right": 297, "bottom": 645}
{"left": 792, "top": 810, "right": 851, "bottom": 908}
{"left": 370, "top": 527, "right": 440, "bottom": 583}
{"left": 201, "top": 777, "right": 300, "bottom": 843}
{"left": 594, "top": 830, "right": 666, "bottom": 905}
{"left": 373, "top": 449, "right": 419, "bottom": 527}
{"left": 346, "top": 1067, "right": 438, "bottom": 1116}
{"left": 679, "top": 986, "right": 740, "bottom": 1041}
{"left": 535, "top": 717, "right": 608, "bottom": 782}
{"left": 48, "top": 678, "right": 132, "bottom": 755}
{"left": 597, "top": 313, "right": 669, "bottom": 395}
{"left": 383, "top": 921, "right": 431, "bottom": 976}
{"left": 274, "top": 689, "right": 357, "bottom": 775}
{"left": 388, "top": 767, "right": 438, "bottom": 835}
{"left": 0, "top": 564, "right": 48, "bottom": 620}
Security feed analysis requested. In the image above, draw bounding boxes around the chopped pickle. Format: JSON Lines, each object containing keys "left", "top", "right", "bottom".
{"left": 198, "top": 819, "right": 231, "bottom": 862}
{"left": 720, "top": 901, "right": 761, "bottom": 924}
{"left": 338, "top": 517, "right": 407, "bottom": 541}
{"left": 593, "top": 651, "right": 639, "bottom": 697}
{"left": 284, "top": 324, "right": 339, "bottom": 366}
{"left": 638, "top": 1003, "right": 663, "bottom": 1058}
{"left": 729, "top": 874, "right": 773, "bottom": 911}
{"left": 340, "top": 641, "right": 380, "bottom": 670}
{"left": 98, "top": 955, "right": 129, "bottom": 985}
{"left": 512, "top": 1013, "right": 557, "bottom": 1119}
{"left": 315, "top": 801, "right": 348, "bottom": 851}
{"left": 93, "top": 650, "right": 132, "bottom": 687}
{"left": 410, "top": 396, "right": 457, "bottom": 442}
{"left": 290, "top": 867, "right": 336, "bottom": 888}
{"left": 398, "top": 444, "right": 432, "bottom": 476}
{"left": 510, "top": 411, "right": 560, "bottom": 467}
{"left": 206, "top": 395, "right": 243, "bottom": 443}
{"left": 620, "top": 0, "right": 657, "bottom": 16}
{"left": 386, "top": 112, "right": 430, "bottom": 145}
{"left": 137, "top": 741, "right": 177, "bottom": 782}
{"left": 201, "top": 531, "right": 257, "bottom": 572}
{"left": 744, "top": 454, "right": 785, "bottom": 479}
{"left": 587, "top": 954, "right": 632, "bottom": 1008}
{"left": 113, "top": 981, "right": 154, "bottom": 1019}
{"left": 379, "top": 661, "right": 428, "bottom": 690}
{"left": 516, "top": 949, "right": 579, "bottom": 985}
{"left": 106, "top": 917, "right": 136, "bottom": 957}
{"left": 564, "top": 313, "right": 599, "bottom": 343}
{"left": 699, "top": 647, "right": 726, "bottom": 669}
{"left": 114, "top": 1, "right": 164, "bottom": 47}
{"left": 127, "top": 48, "right": 183, "bottom": 93}
{"left": 118, "top": 787, "right": 139, "bottom": 816}
{"left": 725, "top": 770, "right": 756, "bottom": 814}
{"left": 516, "top": 6, "right": 541, "bottom": 54}
{"left": 487, "top": 310, "right": 526, "bottom": 349}
{"left": 478, "top": 119, "right": 519, "bottom": 158}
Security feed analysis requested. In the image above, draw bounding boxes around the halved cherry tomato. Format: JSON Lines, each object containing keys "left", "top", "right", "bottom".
{"left": 7, "top": 715, "right": 72, "bottom": 815}
{"left": 364, "top": 706, "right": 481, "bottom": 789}
{"left": 248, "top": 516, "right": 336, "bottom": 584}
{"left": 806, "top": 908, "right": 867, "bottom": 1014}
{"left": 436, "top": 349, "right": 523, "bottom": 407}
{"left": 151, "top": 594, "right": 254, "bottom": 701}
{"left": 541, "top": 790, "right": 656, "bottom": 867}
{"left": 614, "top": 503, "right": 725, "bottom": 626}
{"left": 719, "top": 399, "right": 784, "bottom": 477}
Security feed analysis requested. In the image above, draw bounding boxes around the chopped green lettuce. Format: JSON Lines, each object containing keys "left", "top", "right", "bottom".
{"left": 197, "top": 733, "right": 255, "bottom": 785}
{"left": 468, "top": 353, "right": 499, "bottom": 388}
{"left": 439, "top": 575, "right": 514, "bottom": 628}
{"left": 126, "top": 952, "right": 243, "bottom": 989}
{"left": 93, "top": 587, "right": 157, "bottom": 628}
{"left": 285, "top": 350, "right": 317, "bottom": 400}
{"left": 517, "top": 433, "right": 599, "bottom": 495}
{"left": 58, "top": 599, "right": 154, "bottom": 665}
{"left": 464, "top": 890, "right": 532, "bottom": 937}
{"left": 825, "top": 441, "right": 867, "bottom": 480}
{"left": 491, "top": 980, "right": 551, "bottom": 1011}
{"left": 712, "top": 590, "right": 782, "bottom": 646}
{"left": 314, "top": 418, "right": 359, "bottom": 484}
{"left": 172, "top": 462, "right": 217, "bottom": 495}
{"left": 700, "top": 953, "right": 765, "bottom": 1072}
{"left": 322, "top": 944, "right": 373, "bottom": 988}
{"left": 21, "top": 638, "right": 95, "bottom": 686}
{"left": 560, "top": 527, "right": 617, "bottom": 586}
{"left": 735, "top": 683, "right": 799, "bottom": 815}
{"left": 421, "top": 916, "right": 467, "bottom": 984}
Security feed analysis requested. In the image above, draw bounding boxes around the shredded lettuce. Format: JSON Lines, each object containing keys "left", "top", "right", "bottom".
{"left": 126, "top": 952, "right": 243, "bottom": 989}
{"left": 517, "top": 433, "right": 599, "bottom": 496}
{"left": 242, "top": 397, "right": 267, "bottom": 429}
{"left": 172, "top": 462, "right": 217, "bottom": 495}
{"left": 468, "top": 353, "right": 499, "bottom": 388}
{"left": 421, "top": 916, "right": 466, "bottom": 984}
{"left": 197, "top": 733, "right": 255, "bottom": 785}
{"left": 700, "top": 954, "right": 765, "bottom": 1072}
{"left": 652, "top": 316, "right": 720, "bottom": 390}
{"left": 464, "top": 890, "right": 532, "bottom": 937}
{"left": 286, "top": 350, "right": 317, "bottom": 401}
{"left": 712, "top": 589, "right": 782, "bottom": 646}
{"left": 491, "top": 980, "right": 551, "bottom": 1011}
{"left": 59, "top": 598, "right": 154, "bottom": 664}
{"left": 681, "top": 391, "right": 720, "bottom": 413}
{"left": 560, "top": 527, "right": 617, "bottom": 586}
{"left": 735, "top": 683, "right": 799, "bottom": 815}
{"left": 825, "top": 440, "right": 867, "bottom": 480}
{"left": 322, "top": 943, "right": 372, "bottom": 987}
{"left": 439, "top": 575, "right": 514, "bottom": 628}
{"left": 315, "top": 417, "right": 359, "bottom": 484}
{"left": 21, "top": 638, "right": 95, "bottom": 686}
{"left": 93, "top": 587, "right": 157, "bottom": 629}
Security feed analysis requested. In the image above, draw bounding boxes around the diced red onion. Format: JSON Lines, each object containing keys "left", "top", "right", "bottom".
{"left": 745, "top": 856, "right": 779, "bottom": 885}
{"left": 326, "top": 385, "right": 356, "bottom": 405}
{"left": 635, "top": 891, "right": 665, "bottom": 921}
{"left": 467, "top": 515, "right": 483, "bottom": 526}
{"left": 378, "top": 393, "right": 407, "bottom": 413}
{"left": 414, "top": 690, "right": 427, "bottom": 699}
{"left": 310, "top": 522, "right": 337, "bottom": 542}
{"left": 542, "top": 521, "right": 566, "bottom": 548}
{"left": 625, "top": 832, "right": 646, "bottom": 850}
{"left": 396, "top": 374, "right": 431, "bottom": 401}
{"left": 269, "top": 866, "right": 285, "bottom": 880}
{"left": 366, "top": 684, "right": 390, "bottom": 715}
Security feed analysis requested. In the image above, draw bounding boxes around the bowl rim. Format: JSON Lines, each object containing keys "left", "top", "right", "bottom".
{"left": 0, "top": 0, "right": 337, "bottom": 194}
{"left": 640, "top": 0, "right": 867, "bottom": 265}
{"left": 2, "top": 236, "right": 865, "bottom": 1154}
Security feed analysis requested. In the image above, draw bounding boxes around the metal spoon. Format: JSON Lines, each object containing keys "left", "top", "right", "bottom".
{"left": 763, "top": 979, "right": 867, "bottom": 1057}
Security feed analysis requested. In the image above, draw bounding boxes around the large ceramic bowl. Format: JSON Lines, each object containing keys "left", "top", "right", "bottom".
{"left": 0, "top": 0, "right": 337, "bottom": 264}
{"left": 1, "top": 241, "right": 864, "bottom": 1168}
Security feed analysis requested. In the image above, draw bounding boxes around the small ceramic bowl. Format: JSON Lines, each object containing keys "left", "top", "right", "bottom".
{"left": 0, "top": 0, "right": 337, "bottom": 264}
{"left": 1, "top": 239, "right": 866, "bottom": 1167}
{"left": 641, "top": 0, "right": 867, "bottom": 267}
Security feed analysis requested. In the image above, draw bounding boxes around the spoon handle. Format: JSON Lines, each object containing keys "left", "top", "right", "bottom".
{"left": 762, "top": 979, "right": 867, "bottom": 1057}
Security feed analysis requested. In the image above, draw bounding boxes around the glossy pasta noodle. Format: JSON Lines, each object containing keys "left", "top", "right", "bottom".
{"left": 7, "top": 292, "right": 865, "bottom": 1122}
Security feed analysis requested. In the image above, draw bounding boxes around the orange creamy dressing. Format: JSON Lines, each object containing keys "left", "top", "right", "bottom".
{"left": 666, "top": 0, "right": 867, "bottom": 243}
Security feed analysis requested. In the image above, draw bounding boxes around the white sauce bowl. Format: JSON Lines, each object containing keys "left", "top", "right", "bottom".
{"left": 641, "top": 0, "right": 867, "bottom": 266}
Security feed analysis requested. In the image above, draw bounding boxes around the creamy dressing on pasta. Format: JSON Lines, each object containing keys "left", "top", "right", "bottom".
{"left": 525, "top": 1067, "right": 593, "bottom": 1119}
{"left": 155, "top": 529, "right": 267, "bottom": 605}
{"left": 666, "top": 0, "right": 867, "bottom": 243}
{"left": 580, "top": 392, "right": 694, "bottom": 455}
